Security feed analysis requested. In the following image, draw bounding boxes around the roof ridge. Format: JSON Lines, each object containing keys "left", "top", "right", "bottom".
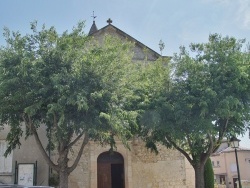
{"left": 216, "top": 146, "right": 250, "bottom": 154}
{"left": 93, "top": 23, "right": 162, "bottom": 57}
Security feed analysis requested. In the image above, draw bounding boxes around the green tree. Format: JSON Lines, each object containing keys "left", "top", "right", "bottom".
{"left": 140, "top": 34, "right": 250, "bottom": 188}
{"left": 0, "top": 22, "right": 138, "bottom": 188}
{"left": 204, "top": 158, "right": 214, "bottom": 188}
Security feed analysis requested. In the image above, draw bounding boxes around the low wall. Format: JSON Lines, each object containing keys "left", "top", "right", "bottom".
{"left": 214, "top": 184, "right": 226, "bottom": 188}
{"left": 238, "top": 180, "right": 250, "bottom": 188}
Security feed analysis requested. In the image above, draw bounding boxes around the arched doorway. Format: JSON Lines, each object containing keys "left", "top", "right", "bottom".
{"left": 97, "top": 151, "right": 125, "bottom": 188}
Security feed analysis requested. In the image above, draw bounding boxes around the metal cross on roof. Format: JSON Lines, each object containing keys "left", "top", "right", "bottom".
{"left": 107, "top": 18, "right": 112, "bottom": 25}
{"left": 91, "top": 11, "right": 97, "bottom": 21}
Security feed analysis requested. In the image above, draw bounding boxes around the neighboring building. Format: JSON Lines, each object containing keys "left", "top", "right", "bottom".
{"left": 0, "top": 124, "right": 49, "bottom": 186}
{"left": 0, "top": 19, "right": 195, "bottom": 188}
{"left": 211, "top": 140, "right": 250, "bottom": 188}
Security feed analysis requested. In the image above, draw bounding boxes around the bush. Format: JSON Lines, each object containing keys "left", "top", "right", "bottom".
{"left": 49, "top": 172, "right": 59, "bottom": 187}
{"left": 204, "top": 158, "right": 214, "bottom": 188}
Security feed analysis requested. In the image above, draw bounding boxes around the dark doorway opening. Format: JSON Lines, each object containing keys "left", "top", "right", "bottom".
{"left": 233, "top": 178, "right": 238, "bottom": 188}
{"left": 111, "top": 164, "right": 124, "bottom": 188}
{"left": 97, "top": 152, "right": 124, "bottom": 188}
{"left": 220, "top": 175, "right": 225, "bottom": 184}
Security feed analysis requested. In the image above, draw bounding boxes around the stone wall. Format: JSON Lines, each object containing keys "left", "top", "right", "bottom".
{"left": 214, "top": 184, "right": 226, "bottom": 188}
{"left": 68, "top": 138, "right": 195, "bottom": 188}
{"left": 131, "top": 141, "right": 191, "bottom": 188}
{"left": 68, "top": 139, "right": 91, "bottom": 188}
{"left": 183, "top": 157, "right": 195, "bottom": 188}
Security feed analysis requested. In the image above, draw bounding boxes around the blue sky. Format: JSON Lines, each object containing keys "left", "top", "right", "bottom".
{"left": 0, "top": 0, "right": 249, "bottom": 147}
{"left": 1, "top": 0, "right": 250, "bottom": 55}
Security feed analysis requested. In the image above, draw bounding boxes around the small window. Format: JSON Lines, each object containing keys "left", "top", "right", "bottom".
{"left": 217, "top": 161, "right": 220, "bottom": 167}
{"left": 212, "top": 161, "right": 214, "bottom": 167}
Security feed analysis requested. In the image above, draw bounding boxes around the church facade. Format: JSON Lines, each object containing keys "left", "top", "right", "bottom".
{"left": 68, "top": 139, "right": 194, "bottom": 188}
{"left": 0, "top": 19, "right": 195, "bottom": 188}
{"left": 67, "top": 19, "right": 195, "bottom": 188}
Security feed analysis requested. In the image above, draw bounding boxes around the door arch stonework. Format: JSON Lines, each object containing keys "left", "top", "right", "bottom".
{"left": 97, "top": 151, "right": 125, "bottom": 188}
{"left": 88, "top": 142, "right": 132, "bottom": 188}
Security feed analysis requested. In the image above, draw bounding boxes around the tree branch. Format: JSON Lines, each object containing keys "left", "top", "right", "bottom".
{"left": 67, "top": 133, "right": 89, "bottom": 173}
{"left": 66, "top": 132, "right": 84, "bottom": 149}
{"left": 53, "top": 112, "right": 58, "bottom": 129}
{"left": 200, "top": 133, "right": 214, "bottom": 165}
{"left": 207, "top": 133, "right": 214, "bottom": 155}
{"left": 22, "top": 113, "right": 32, "bottom": 132}
{"left": 187, "top": 135, "right": 192, "bottom": 149}
{"left": 186, "top": 134, "right": 197, "bottom": 159}
{"left": 164, "top": 135, "right": 194, "bottom": 166}
{"left": 22, "top": 114, "right": 59, "bottom": 171}
{"left": 213, "top": 134, "right": 225, "bottom": 153}
{"left": 218, "top": 118, "right": 229, "bottom": 140}
{"left": 214, "top": 118, "right": 229, "bottom": 152}
{"left": 32, "top": 125, "right": 59, "bottom": 171}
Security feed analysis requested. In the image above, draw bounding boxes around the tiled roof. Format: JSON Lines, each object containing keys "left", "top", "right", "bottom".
{"left": 214, "top": 146, "right": 250, "bottom": 155}
{"left": 90, "top": 23, "right": 162, "bottom": 59}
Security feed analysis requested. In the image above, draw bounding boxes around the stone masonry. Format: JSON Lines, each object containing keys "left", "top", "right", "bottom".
{"left": 68, "top": 137, "right": 195, "bottom": 188}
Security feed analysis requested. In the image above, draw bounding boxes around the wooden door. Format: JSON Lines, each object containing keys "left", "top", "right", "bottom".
{"left": 97, "top": 152, "right": 124, "bottom": 188}
{"left": 98, "top": 163, "right": 111, "bottom": 188}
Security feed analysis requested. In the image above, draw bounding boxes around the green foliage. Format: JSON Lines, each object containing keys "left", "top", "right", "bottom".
{"left": 139, "top": 34, "right": 250, "bottom": 187}
{"left": 0, "top": 21, "right": 138, "bottom": 156}
{"left": 49, "top": 172, "right": 59, "bottom": 186}
{"left": 142, "top": 34, "right": 250, "bottom": 153}
{"left": 204, "top": 158, "right": 214, "bottom": 188}
{"left": 0, "top": 21, "right": 143, "bottom": 188}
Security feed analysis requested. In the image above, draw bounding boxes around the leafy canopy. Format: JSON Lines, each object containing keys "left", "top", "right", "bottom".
{"left": 141, "top": 34, "right": 250, "bottom": 162}
{"left": 0, "top": 21, "right": 138, "bottom": 155}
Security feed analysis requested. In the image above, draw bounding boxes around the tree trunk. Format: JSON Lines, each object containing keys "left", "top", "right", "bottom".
{"left": 194, "top": 163, "right": 205, "bottom": 188}
{"left": 59, "top": 168, "right": 69, "bottom": 188}
{"left": 58, "top": 148, "right": 70, "bottom": 188}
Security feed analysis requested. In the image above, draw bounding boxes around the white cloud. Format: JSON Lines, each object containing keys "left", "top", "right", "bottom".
{"left": 236, "top": 0, "right": 250, "bottom": 29}
{"left": 202, "top": 0, "right": 250, "bottom": 30}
